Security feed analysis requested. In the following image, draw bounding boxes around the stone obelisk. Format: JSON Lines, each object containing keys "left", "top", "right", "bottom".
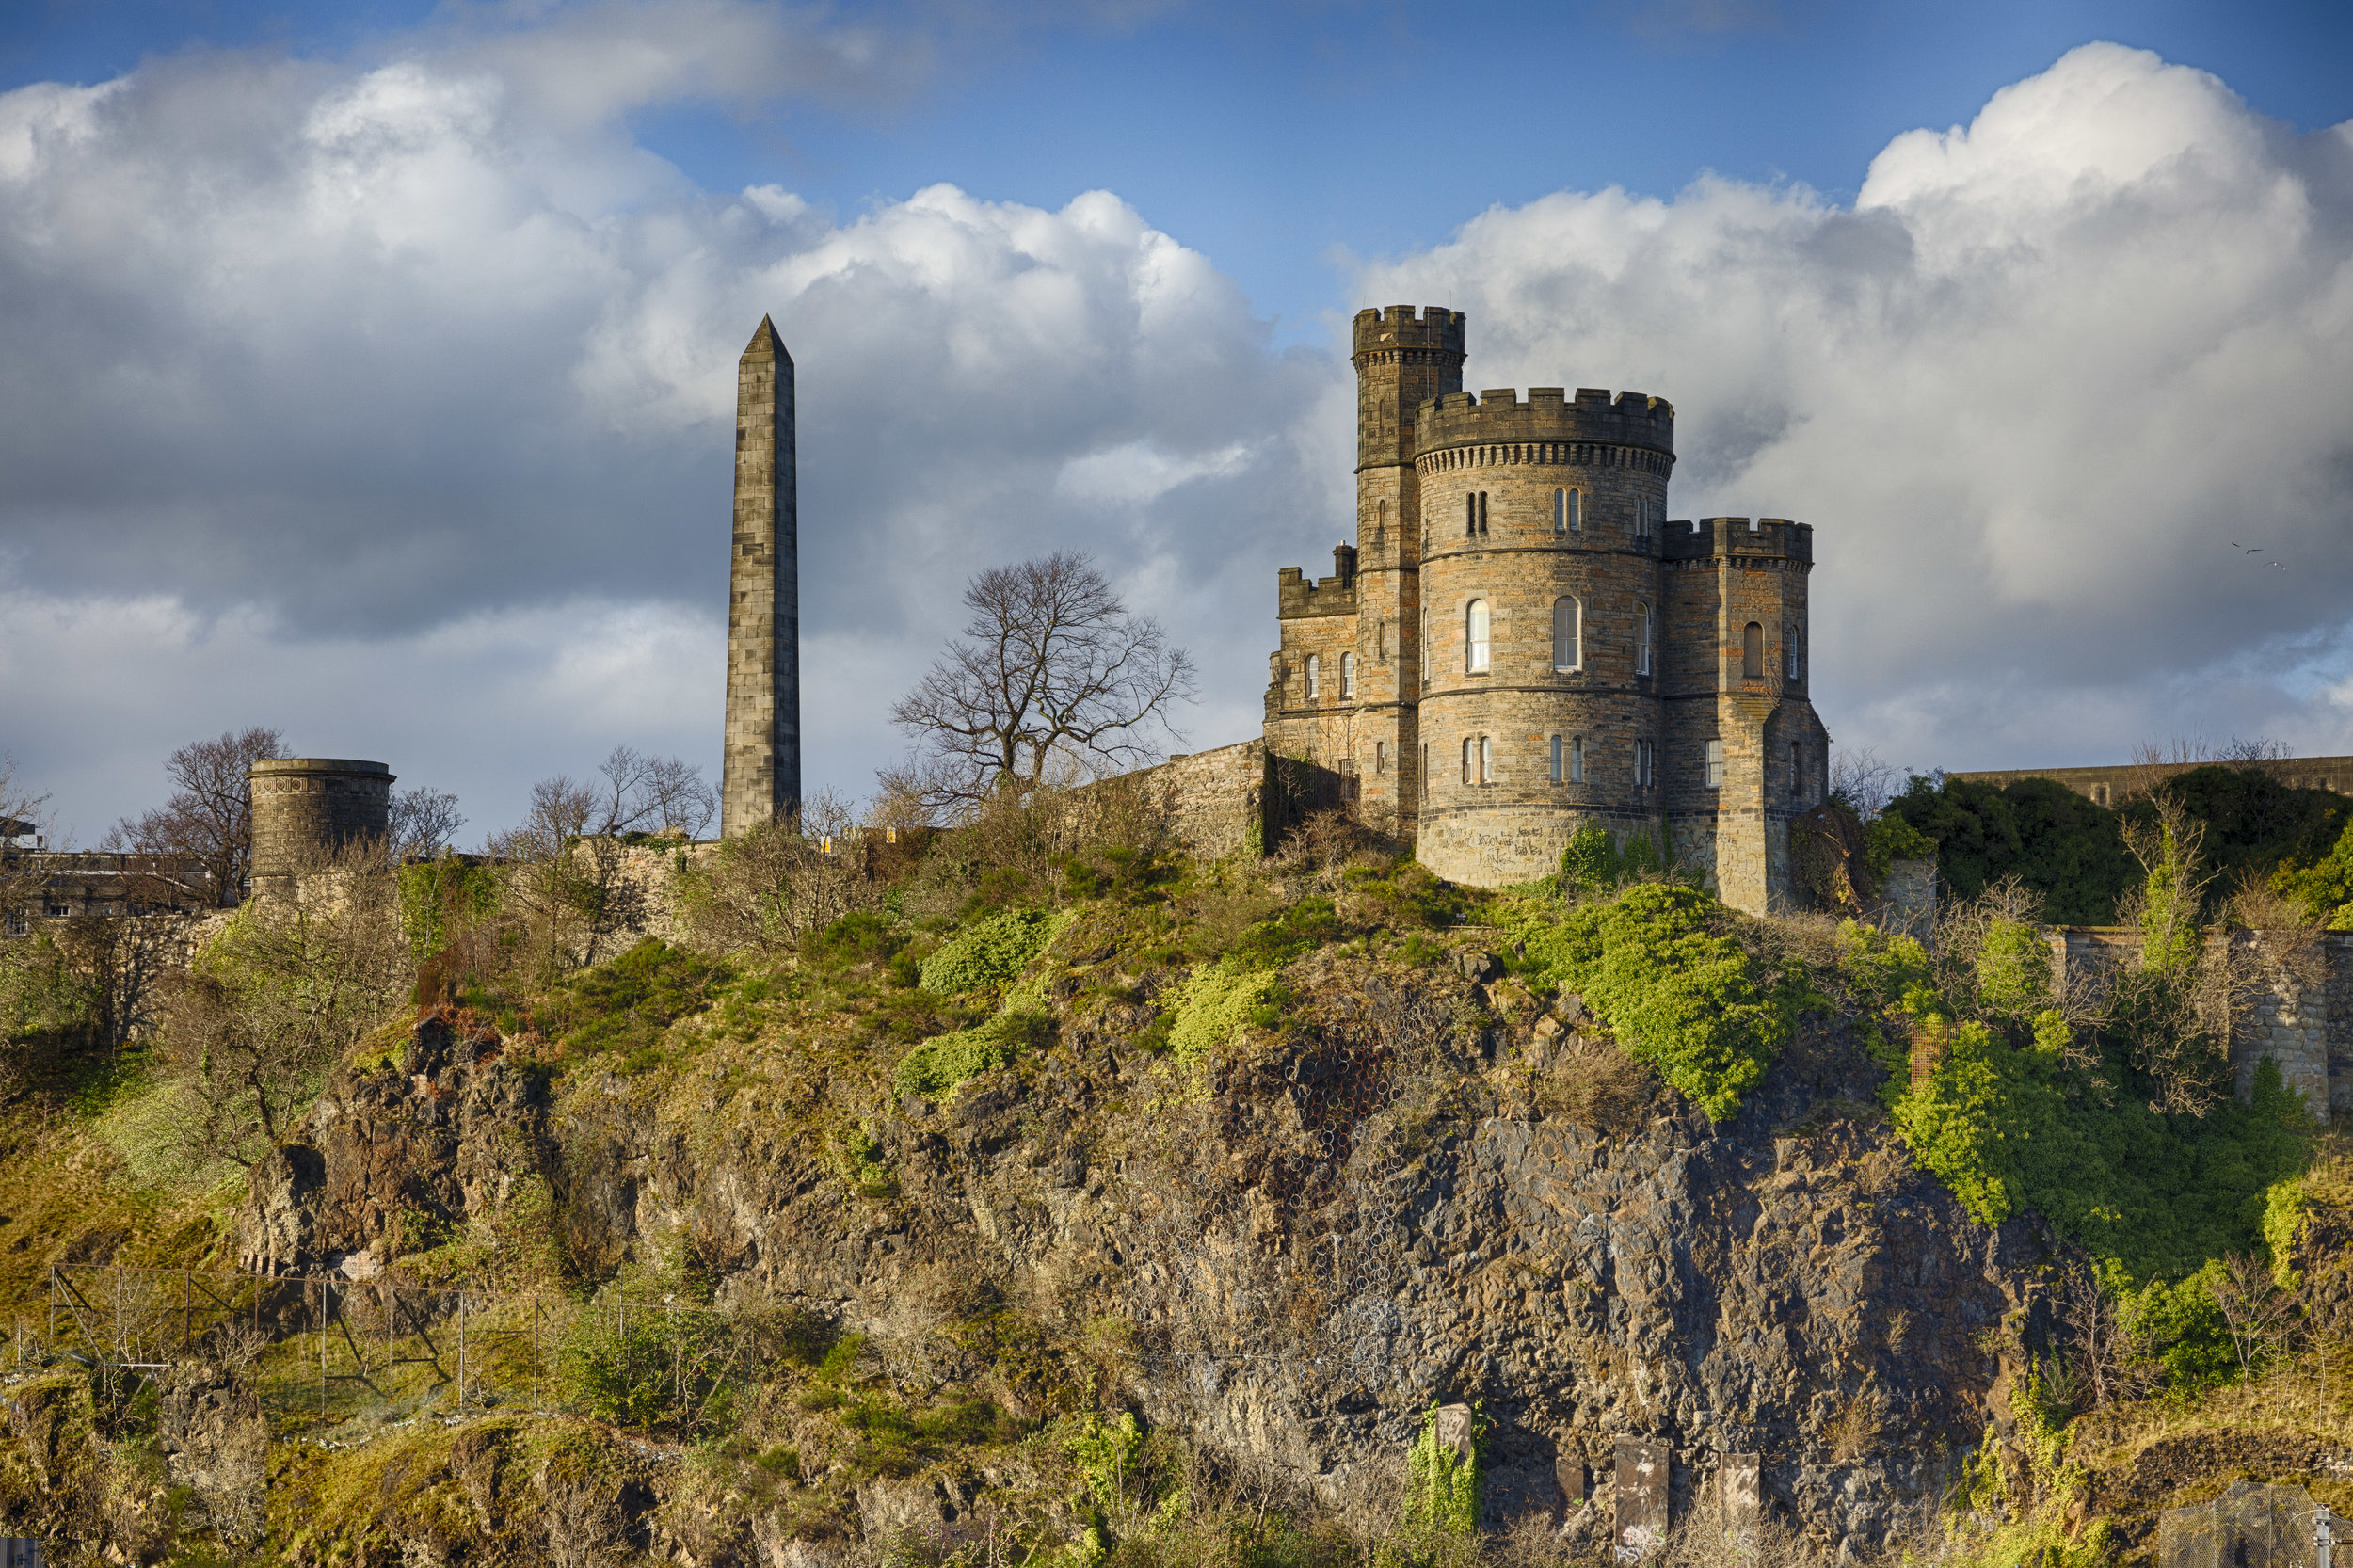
{"left": 721, "top": 316, "right": 799, "bottom": 835}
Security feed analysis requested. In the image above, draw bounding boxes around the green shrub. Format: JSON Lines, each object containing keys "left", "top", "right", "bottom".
{"left": 1514, "top": 883, "right": 1793, "bottom": 1121}
{"left": 1222, "top": 898, "right": 1340, "bottom": 969}
{"left": 893, "top": 1009, "right": 1053, "bottom": 1097}
{"left": 1167, "top": 963, "right": 1279, "bottom": 1065}
{"left": 1558, "top": 824, "right": 1673, "bottom": 897}
{"left": 1894, "top": 1031, "right": 2309, "bottom": 1284}
{"left": 537, "top": 939, "right": 728, "bottom": 1058}
{"left": 2120, "top": 1267, "right": 2236, "bottom": 1393}
{"left": 919, "top": 908, "right": 1070, "bottom": 996}
{"left": 1402, "top": 1404, "right": 1481, "bottom": 1538}
{"left": 396, "top": 856, "right": 502, "bottom": 963}
{"left": 802, "top": 909, "right": 905, "bottom": 971}
{"left": 1863, "top": 812, "right": 1936, "bottom": 877}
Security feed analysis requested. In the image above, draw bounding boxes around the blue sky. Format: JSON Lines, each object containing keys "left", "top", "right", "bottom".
{"left": 15, "top": 0, "right": 2351, "bottom": 337}
{"left": 2, "top": 0, "right": 2351, "bottom": 840}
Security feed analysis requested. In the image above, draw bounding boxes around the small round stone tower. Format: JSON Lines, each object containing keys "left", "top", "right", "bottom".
{"left": 1414, "top": 386, "right": 1675, "bottom": 884}
{"left": 247, "top": 758, "right": 395, "bottom": 898}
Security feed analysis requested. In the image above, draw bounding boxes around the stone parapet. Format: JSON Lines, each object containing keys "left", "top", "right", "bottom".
{"left": 1415, "top": 386, "right": 1674, "bottom": 459}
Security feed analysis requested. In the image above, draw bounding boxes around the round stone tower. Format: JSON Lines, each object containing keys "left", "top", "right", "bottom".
{"left": 247, "top": 758, "right": 395, "bottom": 898}
{"left": 1413, "top": 386, "right": 1676, "bottom": 885}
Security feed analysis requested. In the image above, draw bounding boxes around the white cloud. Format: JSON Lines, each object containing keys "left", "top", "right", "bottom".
{"left": 0, "top": 8, "right": 1329, "bottom": 833}
{"left": 1353, "top": 41, "right": 2353, "bottom": 771}
{"left": 5, "top": 26, "right": 2350, "bottom": 839}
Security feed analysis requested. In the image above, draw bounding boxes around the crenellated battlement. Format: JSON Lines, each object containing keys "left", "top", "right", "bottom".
{"left": 1353, "top": 305, "right": 1467, "bottom": 364}
{"left": 1662, "top": 516, "right": 1814, "bottom": 564}
{"left": 1276, "top": 564, "right": 1359, "bottom": 619}
{"left": 1413, "top": 386, "right": 1674, "bottom": 459}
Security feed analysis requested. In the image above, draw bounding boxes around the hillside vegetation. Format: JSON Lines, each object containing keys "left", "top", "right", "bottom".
{"left": 0, "top": 778, "right": 2345, "bottom": 1567}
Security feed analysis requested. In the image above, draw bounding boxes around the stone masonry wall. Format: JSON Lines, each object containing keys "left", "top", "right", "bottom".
{"left": 2048, "top": 926, "right": 2341, "bottom": 1124}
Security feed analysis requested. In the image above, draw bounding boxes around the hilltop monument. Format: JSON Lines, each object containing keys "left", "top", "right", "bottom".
{"left": 722, "top": 316, "right": 801, "bottom": 835}
{"left": 1264, "top": 305, "right": 1832, "bottom": 911}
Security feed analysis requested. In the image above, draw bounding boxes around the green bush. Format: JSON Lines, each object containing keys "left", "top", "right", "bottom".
{"left": 1514, "top": 883, "right": 1794, "bottom": 1121}
{"left": 1167, "top": 963, "right": 1279, "bottom": 1066}
{"left": 1885, "top": 767, "right": 2348, "bottom": 923}
{"left": 1223, "top": 898, "right": 1340, "bottom": 969}
{"left": 536, "top": 939, "right": 728, "bottom": 1059}
{"left": 1863, "top": 812, "right": 1936, "bottom": 877}
{"left": 918, "top": 908, "right": 1069, "bottom": 996}
{"left": 1402, "top": 1404, "right": 1481, "bottom": 1538}
{"left": 396, "top": 856, "right": 502, "bottom": 963}
{"left": 1558, "top": 824, "right": 1673, "bottom": 897}
{"left": 893, "top": 1010, "right": 1052, "bottom": 1097}
{"left": 1894, "top": 1029, "right": 2309, "bottom": 1283}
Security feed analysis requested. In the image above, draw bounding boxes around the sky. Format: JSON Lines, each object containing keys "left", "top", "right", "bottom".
{"left": 2, "top": 0, "right": 2351, "bottom": 845}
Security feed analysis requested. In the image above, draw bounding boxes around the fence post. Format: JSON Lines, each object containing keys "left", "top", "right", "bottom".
{"left": 384, "top": 1281, "right": 394, "bottom": 1415}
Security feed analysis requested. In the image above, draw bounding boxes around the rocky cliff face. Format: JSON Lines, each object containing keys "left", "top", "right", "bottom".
{"left": 235, "top": 944, "right": 2054, "bottom": 1560}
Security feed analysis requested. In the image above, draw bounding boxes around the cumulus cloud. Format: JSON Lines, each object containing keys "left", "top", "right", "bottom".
{"left": 0, "top": 6, "right": 1336, "bottom": 832}
{"left": 1354, "top": 41, "right": 2353, "bottom": 770}
{"left": 5, "top": 27, "right": 2350, "bottom": 838}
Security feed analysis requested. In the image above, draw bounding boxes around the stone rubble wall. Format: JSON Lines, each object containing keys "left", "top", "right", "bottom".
{"left": 2048, "top": 925, "right": 2347, "bottom": 1124}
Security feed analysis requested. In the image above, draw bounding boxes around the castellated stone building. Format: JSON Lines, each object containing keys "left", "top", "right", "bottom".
{"left": 1263, "top": 306, "right": 1831, "bottom": 913}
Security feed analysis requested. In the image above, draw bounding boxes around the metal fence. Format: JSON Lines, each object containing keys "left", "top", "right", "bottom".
{"left": 23, "top": 1264, "right": 744, "bottom": 1432}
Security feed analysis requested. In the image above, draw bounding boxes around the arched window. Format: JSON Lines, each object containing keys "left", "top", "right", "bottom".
{"left": 1305, "top": 654, "right": 1320, "bottom": 700}
{"left": 1635, "top": 739, "right": 1656, "bottom": 788}
{"left": 1479, "top": 736, "right": 1493, "bottom": 784}
{"left": 1786, "top": 620, "right": 1802, "bottom": 680}
{"left": 1548, "top": 735, "right": 1562, "bottom": 783}
{"left": 1339, "top": 651, "right": 1356, "bottom": 699}
{"left": 1552, "top": 597, "right": 1580, "bottom": 672}
{"left": 1460, "top": 738, "right": 1472, "bottom": 784}
{"left": 1571, "top": 736, "right": 1585, "bottom": 784}
{"left": 1374, "top": 500, "right": 1386, "bottom": 554}
{"left": 1791, "top": 742, "right": 1803, "bottom": 798}
{"left": 1742, "top": 621, "right": 1764, "bottom": 680}
{"left": 1635, "top": 602, "right": 1654, "bottom": 676}
{"left": 1465, "top": 599, "right": 1491, "bottom": 673}
{"left": 1421, "top": 743, "right": 1430, "bottom": 798}
{"left": 1634, "top": 497, "right": 1653, "bottom": 539}
{"left": 1465, "top": 494, "right": 1477, "bottom": 537}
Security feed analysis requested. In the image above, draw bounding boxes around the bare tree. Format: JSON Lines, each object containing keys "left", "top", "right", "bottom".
{"left": 0, "top": 755, "right": 54, "bottom": 933}
{"left": 388, "top": 785, "right": 466, "bottom": 861}
{"left": 887, "top": 552, "right": 1196, "bottom": 817}
{"left": 2210, "top": 1251, "right": 2299, "bottom": 1378}
{"left": 676, "top": 791, "right": 872, "bottom": 958}
{"left": 1829, "top": 746, "right": 1903, "bottom": 820}
{"left": 105, "top": 727, "right": 284, "bottom": 905}
{"left": 161, "top": 836, "right": 410, "bottom": 1171}
{"left": 488, "top": 746, "right": 714, "bottom": 971}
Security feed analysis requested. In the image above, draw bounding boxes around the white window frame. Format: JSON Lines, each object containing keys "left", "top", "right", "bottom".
{"left": 1635, "top": 601, "right": 1654, "bottom": 676}
{"left": 1571, "top": 735, "right": 1586, "bottom": 784}
{"left": 1636, "top": 739, "right": 1655, "bottom": 788}
{"left": 1706, "top": 740, "right": 1724, "bottom": 789}
{"left": 1552, "top": 596, "right": 1581, "bottom": 673}
{"left": 1460, "top": 738, "right": 1472, "bottom": 785}
{"left": 1339, "top": 651, "right": 1356, "bottom": 699}
{"left": 1479, "top": 735, "right": 1493, "bottom": 785}
{"left": 1305, "top": 653, "right": 1320, "bottom": 700}
{"left": 1549, "top": 735, "right": 1562, "bottom": 783}
{"left": 1465, "top": 599, "right": 1491, "bottom": 673}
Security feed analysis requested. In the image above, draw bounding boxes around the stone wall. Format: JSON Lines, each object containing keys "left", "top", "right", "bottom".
{"left": 2047, "top": 926, "right": 2347, "bottom": 1124}
{"left": 1951, "top": 755, "right": 2353, "bottom": 808}
{"left": 1117, "top": 741, "right": 1271, "bottom": 860}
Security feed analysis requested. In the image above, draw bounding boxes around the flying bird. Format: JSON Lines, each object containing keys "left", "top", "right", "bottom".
{"left": 2228, "top": 541, "right": 2265, "bottom": 553}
